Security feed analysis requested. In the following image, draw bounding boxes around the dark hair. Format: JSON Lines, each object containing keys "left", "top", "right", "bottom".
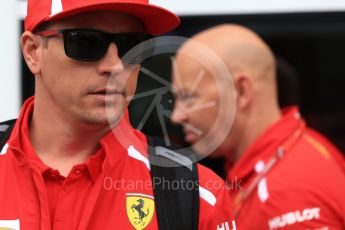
{"left": 34, "top": 21, "right": 51, "bottom": 33}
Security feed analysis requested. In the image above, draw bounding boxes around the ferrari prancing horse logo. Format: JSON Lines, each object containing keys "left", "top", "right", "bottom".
{"left": 126, "top": 193, "right": 155, "bottom": 230}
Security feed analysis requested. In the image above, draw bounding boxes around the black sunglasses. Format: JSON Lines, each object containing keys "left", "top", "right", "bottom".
{"left": 37, "top": 28, "right": 153, "bottom": 64}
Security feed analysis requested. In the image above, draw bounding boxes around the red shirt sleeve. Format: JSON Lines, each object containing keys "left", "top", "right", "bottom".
{"left": 197, "top": 164, "right": 236, "bottom": 230}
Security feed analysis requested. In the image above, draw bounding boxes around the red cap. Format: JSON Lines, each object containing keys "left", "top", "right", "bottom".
{"left": 25, "top": 0, "right": 180, "bottom": 35}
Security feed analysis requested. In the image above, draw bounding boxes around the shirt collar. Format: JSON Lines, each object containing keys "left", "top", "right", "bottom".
{"left": 9, "top": 97, "right": 105, "bottom": 182}
{"left": 17, "top": 96, "right": 50, "bottom": 174}
{"left": 84, "top": 148, "right": 105, "bottom": 183}
{"left": 8, "top": 97, "right": 123, "bottom": 182}
{"left": 99, "top": 109, "right": 148, "bottom": 169}
{"left": 9, "top": 96, "right": 148, "bottom": 182}
{"left": 228, "top": 106, "right": 306, "bottom": 181}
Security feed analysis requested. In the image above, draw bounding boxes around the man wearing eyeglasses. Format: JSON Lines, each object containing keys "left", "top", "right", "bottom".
{"left": 0, "top": 0, "right": 234, "bottom": 229}
{"left": 171, "top": 24, "right": 345, "bottom": 229}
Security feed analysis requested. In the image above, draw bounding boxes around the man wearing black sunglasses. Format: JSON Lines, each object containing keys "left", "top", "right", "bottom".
{"left": 0, "top": 0, "right": 234, "bottom": 229}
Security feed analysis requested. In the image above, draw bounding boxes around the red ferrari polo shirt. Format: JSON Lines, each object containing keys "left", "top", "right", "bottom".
{"left": 0, "top": 97, "right": 235, "bottom": 230}
{"left": 227, "top": 107, "right": 345, "bottom": 230}
{"left": 19, "top": 99, "right": 106, "bottom": 228}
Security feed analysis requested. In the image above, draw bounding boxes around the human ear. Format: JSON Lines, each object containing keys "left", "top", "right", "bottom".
{"left": 235, "top": 74, "right": 253, "bottom": 110}
{"left": 21, "top": 31, "right": 42, "bottom": 75}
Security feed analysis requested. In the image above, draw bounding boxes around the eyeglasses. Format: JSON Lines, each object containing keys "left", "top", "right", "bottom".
{"left": 36, "top": 28, "right": 153, "bottom": 64}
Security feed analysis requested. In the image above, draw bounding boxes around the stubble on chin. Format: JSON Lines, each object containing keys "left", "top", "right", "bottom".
{"left": 71, "top": 103, "right": 125, "bottom": 128}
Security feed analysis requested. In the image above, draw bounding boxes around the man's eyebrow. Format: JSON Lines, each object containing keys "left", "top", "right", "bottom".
{"left": 171, "top": 88, "right": 187, "bottom": 95}
{"left": 173, "top": 89, "right": 199, "bottom": 99}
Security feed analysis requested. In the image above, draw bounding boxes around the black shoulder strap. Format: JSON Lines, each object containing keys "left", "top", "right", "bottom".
{"left": 0, "top": 119, "right": 17, "bottom": 150}
{"left": 148, "top": 136, "right": 199, "bottom": 230}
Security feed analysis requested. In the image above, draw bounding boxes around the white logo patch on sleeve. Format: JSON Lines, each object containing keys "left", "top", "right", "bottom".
{"left": 127, "top": 145, "right": 151, "bottom": 170}
{"left": 0, "top": 143, "right": 9, "bottom": 155}
{"left": 217, "top": 220, "right": 236, "bottom": 230}
{"left": 199, "top": 186, "right": 216, "bottom": 206}
{"left": 268, "top": 207, "right": 321, "bottom": 230}
{"left": 258, "top": 177, "right": 269, "bottom": 202}
{"left": 0, "top": 219, "right": 20, "bottom": 230}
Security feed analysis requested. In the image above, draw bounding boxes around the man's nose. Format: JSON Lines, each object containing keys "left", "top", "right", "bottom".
{"left": 171, "top": 101, "right": 188, "bottom": 125}
{"left": 97, "top": 43, "right": 125, "bottom": 75}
